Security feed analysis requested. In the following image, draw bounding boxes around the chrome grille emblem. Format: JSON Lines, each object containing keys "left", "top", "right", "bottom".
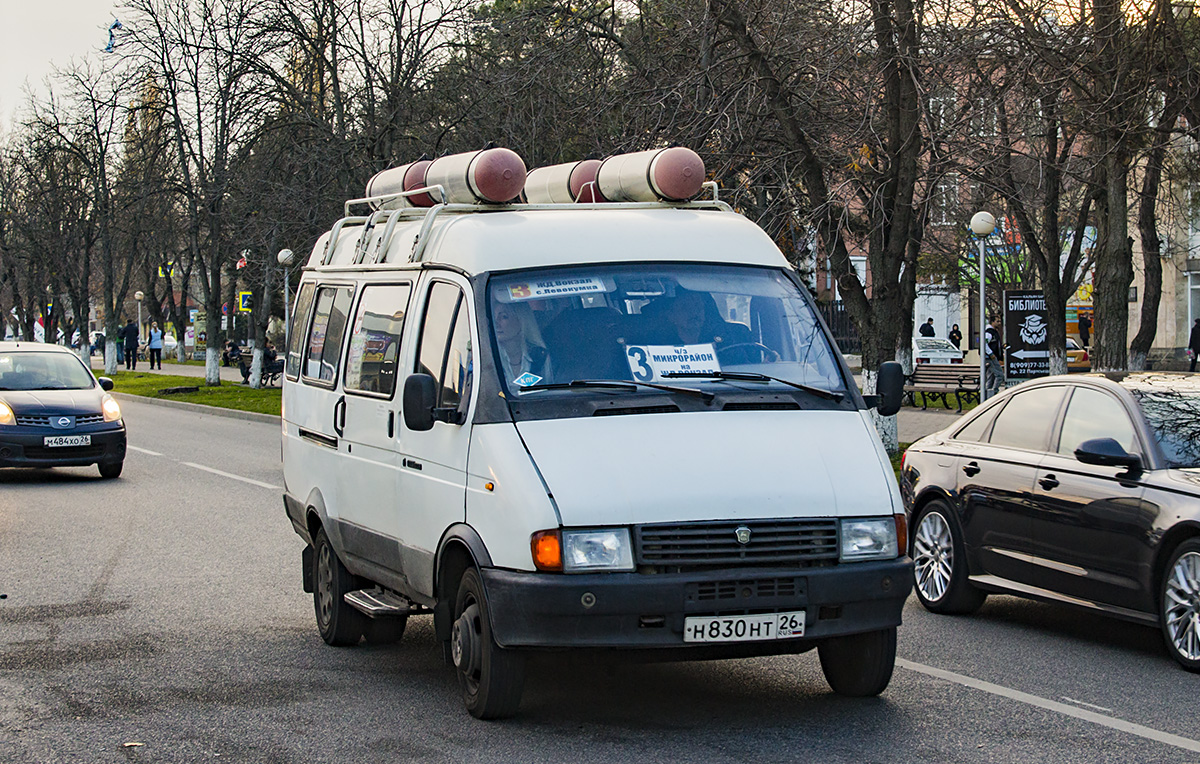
{"left": 735, "top": 526, "right": 752, "bottom": 545}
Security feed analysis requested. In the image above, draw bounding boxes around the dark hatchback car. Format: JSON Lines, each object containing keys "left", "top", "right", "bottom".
{"left": 0, "top": 342, "right": 126, "bottom": 478}
{"left": 900, "top": 373, "right": 1200, "bottom": 671}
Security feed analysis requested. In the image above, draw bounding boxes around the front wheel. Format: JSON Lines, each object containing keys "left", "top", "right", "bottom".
{"left": 1160, "top": 539, "right": 1200, "bottom": 672}
{"left": 818, "top": 627, "right": 897, "bottom": 697}
{"left": 912, "top": 501, "right": 986, "bottom": 614}
{"left": 452, "top": 567, "right": 525, "bottom": 719}
{"left": 313, "top": 529, "right": 365, "bottom": 646}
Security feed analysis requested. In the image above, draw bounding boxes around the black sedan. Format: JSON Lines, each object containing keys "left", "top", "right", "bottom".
{"left": 900, "top": 373, "right": 1200, "bottom": 671}
{"left": 0, "top": 342, "right": 126, "bottom": 478}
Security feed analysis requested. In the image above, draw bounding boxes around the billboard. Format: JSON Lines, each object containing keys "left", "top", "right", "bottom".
{"left": 1004, "top": 290, "right": 1049, "bottom": 379}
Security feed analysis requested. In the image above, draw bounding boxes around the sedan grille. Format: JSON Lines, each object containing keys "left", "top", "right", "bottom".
{"left": 634, "top": 518, "right": 839, "bottom": 569}
{"left": 23, "top": 445, "right": 106, "bottom": 459}
{"left": 15, "top": 414, "right": 104, "bottom": 427}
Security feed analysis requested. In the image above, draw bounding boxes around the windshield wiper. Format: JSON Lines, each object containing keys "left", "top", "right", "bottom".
{"left": 520, "top": 378, "right": 714, "bottom": 403}
{"left": 660, "top": 370, "right": 843, "bottom": 401}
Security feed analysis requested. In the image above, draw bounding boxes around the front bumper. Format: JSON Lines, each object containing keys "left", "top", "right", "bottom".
{"left": 0, "top": 423, "right": 127, "bottom": 468}
{"left": 481, "top": 558, "right": 913, "bottom": 652}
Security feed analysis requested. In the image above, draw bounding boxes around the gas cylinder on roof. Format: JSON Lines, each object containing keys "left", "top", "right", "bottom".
{"left": 595, "top": 147, "right": 705, "bottom": 202}
{"left": 523, "top": 159, "right": 605, "bottom": 204}
{"left": 424, "top": 148, "right": 527, "bottom": 204}
{"left": 364, "top": 160, "right": 433, "bottom": 209}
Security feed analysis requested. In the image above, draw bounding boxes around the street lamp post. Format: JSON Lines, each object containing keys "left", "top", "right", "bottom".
{"left": 969, "top": 212, "right": 996, "bottom": 400}
{"left": 277, "top": 249, "right": 295, "bottom": 349}
{"left": 134, "top": 291, "right": 145, "bottom": 344}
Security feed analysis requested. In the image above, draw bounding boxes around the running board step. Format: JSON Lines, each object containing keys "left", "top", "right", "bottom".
{"left": 344, "top": 588, "right": 413, "bottom": 618}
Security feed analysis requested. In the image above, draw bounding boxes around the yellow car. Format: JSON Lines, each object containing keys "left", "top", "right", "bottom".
{"left": 1067, "top": 337, "right": 1090, "bottom": 372}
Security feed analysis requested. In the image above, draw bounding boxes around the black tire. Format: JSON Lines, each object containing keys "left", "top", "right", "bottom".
{"left": 363, "top": 616, "right": 408, "bottom": 645}
{"left": 1159, "top": 538, "right": 1200, "bottom": 672}
{"left": 98, "top": 461, "right": 123, "bottom": 479}
{"left": 312, "top": 529, "right": 365, "bottom": 646}
{"left": 451, "top": 567, "right": 524, "bottom": 719}
{"left": 818, "top": 627, "right": 897, "bottom": 697}
{"left": 911, "top": 500, "right": 986, "bottom": 615}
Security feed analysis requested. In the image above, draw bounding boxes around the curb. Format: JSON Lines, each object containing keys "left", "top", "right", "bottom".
{"left": 111, "top": 392, "right": 281, "bottom": 425}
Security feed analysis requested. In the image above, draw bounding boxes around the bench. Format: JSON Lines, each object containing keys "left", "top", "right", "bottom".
{"left": 237, "top": 355, "right": 283, "bottom": 386}
{"left": 904, "top": 364, "right": 980, "bottom": 412}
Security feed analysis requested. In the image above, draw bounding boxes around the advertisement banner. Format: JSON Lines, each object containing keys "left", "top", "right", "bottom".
{"left": 1004, "top": 290, "right": 1049, "bottom": 379}
{"left": 194, "top": 312, "right": 207, "bottom": 356}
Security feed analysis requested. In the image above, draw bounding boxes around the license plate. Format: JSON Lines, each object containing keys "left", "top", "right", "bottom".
{"left": 43, "top": 435, "right": 91, "bottom": 448}
{"left": 683, "top": 610, "right": 806, "bottom": 643}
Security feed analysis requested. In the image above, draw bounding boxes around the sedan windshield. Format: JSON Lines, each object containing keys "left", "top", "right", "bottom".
{"left": 487, "top": 264, "right": 845, "bottom": 398}
{"left": 0, "top": 352, "right": 96, "bottom": 390}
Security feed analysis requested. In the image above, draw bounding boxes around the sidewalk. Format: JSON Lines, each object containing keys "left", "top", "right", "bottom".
{"left": 897, "top": 406, "right": 961, "bottom": 443}
{"left": 89, "top": 356, "right": 247, "bottom": 384}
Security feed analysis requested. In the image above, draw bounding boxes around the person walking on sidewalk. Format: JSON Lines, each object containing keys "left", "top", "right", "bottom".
{"left": 984, "top": 317, "right": 1004, "bottom": 398}
{"left": 1189, "top": 318, "right": 1200, "bottom": 372}
{"left": 147, "top": 322, "right": 164, "bottom": 370}
{"left": 919, "top": 318, "right": 936, "bottom": 337}
{"left": 121, "top": 319, "right": 139, "bottom": 371}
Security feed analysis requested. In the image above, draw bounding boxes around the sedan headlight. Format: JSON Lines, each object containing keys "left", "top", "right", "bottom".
{"left": 530, "top": 528, "right": 635, "bottom": 572}
{"left": 839, "top": 517, "right": 899, "bottom": 561}
{"left": 101, "top": 394, "right": 122, "bottom": 422}
{"left": 0, "top": 400, "right": 13, "bottom": 426}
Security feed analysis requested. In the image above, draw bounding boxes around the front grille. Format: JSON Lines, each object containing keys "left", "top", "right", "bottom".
{"left": 690, "top": 577, "right": 800, "bottom": 602}
{"left": 23, "top": 446, "right": 106, "bottom": 459}
{"left": 635, "top": 518, "right": 839, "bottom": 569}
{"left": 14, "top": 413, "right": 103, "bottom": 427}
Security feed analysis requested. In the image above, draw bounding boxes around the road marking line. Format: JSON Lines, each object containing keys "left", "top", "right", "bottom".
{"left": 1061, "top": 696, "right": 1115, "bottom": 713}
{"left": 182, "top": 462, "right": 280, "bottom": 491}
{"left": 127, "top": 446, "right": 163, "bottom": 456}
{"left": 897, "top": 659, "right": 1200, "bottom": 753}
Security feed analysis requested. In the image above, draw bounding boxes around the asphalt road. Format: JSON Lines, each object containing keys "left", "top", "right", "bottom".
{"left": 2, "top": 398, "right": 1198, "bottom": 763}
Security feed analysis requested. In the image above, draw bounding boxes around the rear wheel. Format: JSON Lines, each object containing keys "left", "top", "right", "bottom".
{"left": 912, "top": 501, "right": 985, "bottom": 614}
{"left": 98, "top": 461, "right": 123, "bottom": 479}
{"left": 452, "top": 567, "right": 524, "bottom": 719}
{"left": 1160, "top": 539, "right": 1200, "bottom": 672}
{"left": 818, "top": 627, "right": 897, "bottom": 697}
{"left": 313, "top": 529, "right": 365, "bottom": 646}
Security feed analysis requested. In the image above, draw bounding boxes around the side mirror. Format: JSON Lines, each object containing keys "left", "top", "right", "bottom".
{"left": 97, "top": 377, "right": 114, "bottom": 391}
{"left": 1075, "top": 437, "right": 1142, "bottom": 471}
{"left": 874, "top": 361, "right": 905, "bottom": 417}
{"left": 402, "top": 373, "right": 437, "bottom": 432}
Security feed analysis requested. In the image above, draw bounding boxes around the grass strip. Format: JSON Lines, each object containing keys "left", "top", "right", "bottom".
{"left": 102, "top": 371, "right": 281, "bottom": 416}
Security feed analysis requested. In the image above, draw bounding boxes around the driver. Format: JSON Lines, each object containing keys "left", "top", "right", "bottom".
{"left": 493, "top": 301, "right": 553, "bottom": 386}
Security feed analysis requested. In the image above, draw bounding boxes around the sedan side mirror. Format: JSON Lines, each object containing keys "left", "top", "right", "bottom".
{"left": 97, "top": 377, "right": 114, "bottom": 391}
{"left": 1075, "top": 437, "right": 1142, "bottom": 471}
{"left": 403, "top": 373, "right": 437, "bottom": 432}
{"left": 872, "top": 361, "right": 905, "bottom": 417}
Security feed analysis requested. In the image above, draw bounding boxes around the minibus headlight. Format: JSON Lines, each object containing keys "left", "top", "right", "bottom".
{"left": 839, "top": 518, "right": 899, "bottom": 561}
{"left": 562, "top": 528, "right": 635, "bottom": 572}
{"left": 101, "top": 394, "right": 122, "bottom": 422}
{"left": 0, "top": 400, "right": 13, "bottom": 425}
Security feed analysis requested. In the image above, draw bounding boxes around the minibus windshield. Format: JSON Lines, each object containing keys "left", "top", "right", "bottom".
{"left": 487, "top": 264, "right": 846, "bottom": 399}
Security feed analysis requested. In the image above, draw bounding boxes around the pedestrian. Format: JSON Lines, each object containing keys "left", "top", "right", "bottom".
{"left": 948, "top": 323, "right": 962, "bottom": 349}
{"left": 1189, "top": 319, "right": 1200, "bottom": 373}
{"left": 919, "top": 317, "right": 936, "bottom": 337}
{"left": 1078, "top": 312, "right": 1091, "bottom": 348}
{"left": 121, "top": 319, "right": 139, "bottom": 371}
{"left": 148, "top": 322, "right": 164, "bottom": 370}
{"left": 984, "top": 317, "right": 1004, "bottom": 398}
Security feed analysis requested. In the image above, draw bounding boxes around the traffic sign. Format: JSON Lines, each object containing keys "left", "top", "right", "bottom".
{"left": 238, "top": 291, "right": 253, "bottom": 312}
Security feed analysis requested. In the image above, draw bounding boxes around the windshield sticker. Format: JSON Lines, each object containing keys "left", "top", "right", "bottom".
{"left": 507, "top": 277, "right": 607, "bottom": 301}
{"left": 625, "top": 344, "right": 720, "bottom": 382}
{"left": 513, "top": 372, "right": 543, "bottom": 387}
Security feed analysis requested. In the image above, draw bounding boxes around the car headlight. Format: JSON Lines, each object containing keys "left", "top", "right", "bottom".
{"left": 839, "top": 517, "right": 899, "bottom": 561}
{"left": 530, "top": 528, "right": 635, "bottom": 572}
{"left": 101, "top": 394, "right": 122, "bottom": 422}
{"left": 0, "top": 400, "right": 13, "bottom": 425}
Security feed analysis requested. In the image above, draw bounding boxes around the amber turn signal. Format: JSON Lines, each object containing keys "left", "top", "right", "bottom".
{"left": 531, "top": 530, "right": 563, "bottom": 571}
{"left": 894, "top": 513, "right": 908, "bottom": 556}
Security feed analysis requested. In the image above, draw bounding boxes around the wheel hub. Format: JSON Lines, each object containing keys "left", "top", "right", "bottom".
{"left": 452, "top": 603, "right": 482, "bottom": 676}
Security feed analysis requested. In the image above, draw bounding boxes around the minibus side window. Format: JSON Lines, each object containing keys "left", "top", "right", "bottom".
{"left": 415, "top": 282, "right": 472, "bottom": 411}
{"left": 344, "top": 284, "right": 412, "bottom": 397}
{"left": 286, "top": 283, "right": 316, "bottom": 380}
{"left": 303, "top": 285, "right": 354, "bottom": 385}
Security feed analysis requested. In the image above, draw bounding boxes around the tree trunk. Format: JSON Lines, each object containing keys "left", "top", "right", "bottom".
{"left": 1092, "top": 153, "right": 1132, "bottom": 371}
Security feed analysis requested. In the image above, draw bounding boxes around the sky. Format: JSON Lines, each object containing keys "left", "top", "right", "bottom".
{"left": 0, "top": 1, "right": 121, "bottom": 130}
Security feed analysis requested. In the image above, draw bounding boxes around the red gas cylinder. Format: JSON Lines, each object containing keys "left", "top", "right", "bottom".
{"left": 524, "top": 159, "right": 606, "bottom": 204}
{"left": 596, "top": 147, "right": 705, "bottom": 202}
{"left": 364, "top": 160, "right": 434, "bottom": 209}
{"left": 425, "top": 148, "right": 527, "bottom": 204}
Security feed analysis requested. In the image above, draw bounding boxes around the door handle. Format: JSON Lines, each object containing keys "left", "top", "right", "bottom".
{"left": 333, "top": 396, "right": 345, "bottom": 437}
{"left": 962, "top": 461, "right": 981, "bottom": 477}
{"left": 1039, "top": 475, "right": 1060, "bottom": 490}
{"left": 403, "top": 458, "right": 423, "bottom": 471}
{"left": 388, "top": 411, "right": 395, "bottom": 439}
